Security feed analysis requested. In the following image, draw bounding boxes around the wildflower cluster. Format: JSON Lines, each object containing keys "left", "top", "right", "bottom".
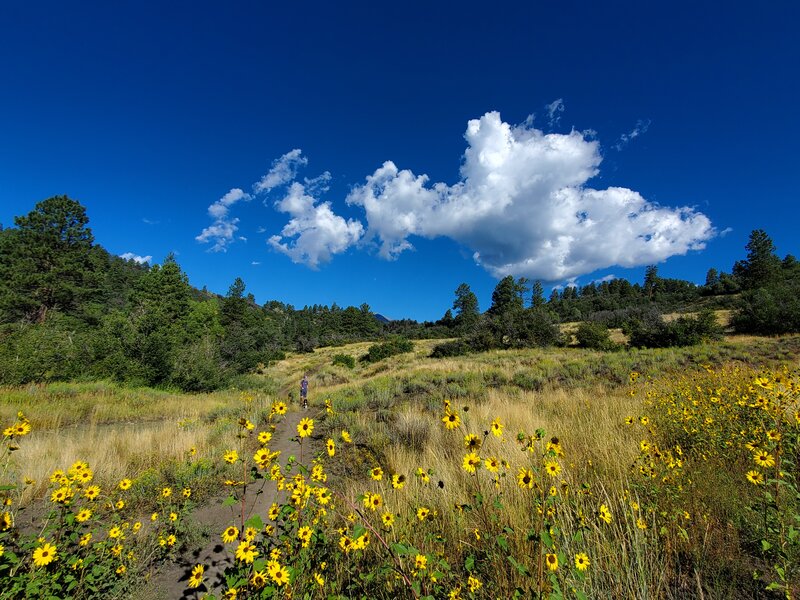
{"left": 628, "top": 366, "right": 800, "bottom": 596}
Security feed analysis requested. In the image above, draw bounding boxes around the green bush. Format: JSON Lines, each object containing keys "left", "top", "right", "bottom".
{"left": 626, "top": 309, "right": 723, "bottom": 348}
{"left": 332, "top": 353, "right": 356, "bottom": 368}
{"left": 575, "top": 321, "right": 621, "bottom": 351}
{"left": 731, "top": 280, "right": 800, "bottom": 334}
{"left": 361, "top": 337, "right": 414, "bottom": 363}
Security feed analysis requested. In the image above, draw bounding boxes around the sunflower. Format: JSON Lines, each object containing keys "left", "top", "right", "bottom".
{"left": 341, "top": 430, "right": 352, "bottom": 443}
{"left": 271, "top": 564, "right": 290, "bottom": 586}
{"left": 415, "top": 554, "right": 427, "bottom": 570}
{"left": 464, "top": 434, "right": 482, "bottom": 451}
{"left": 574, "top": 552, "right": 590, "bottom": 571}
{"left": 545, "top": 553, "right": 558, "bottom": 571}
{"left": 598, "top": 504, "right": 612, "bottom": 524}
{"left": 13, "top": 422, "right": 32, "bottom": 437}
{"left": 235, "top": 541, "right": 258, "bottom": 563}
{"left": 223, "top": 450, "right": 239, "bottom": 464}
{"left": 517, "top": 468, "right": 535, "bottom": 489}
{"left": 326, "top": 438, "right": 335, "bottom": 457}
{"left": 490, "top": 418, "right": 503, "bottom": 437}
{"left": 298, "top": 526, "right": 312, "bottom": 548}
{"left": 381, "top": 512, "right": 395, "bottom": 527}
{"left": 32, "top": 542, "right": 57, "bottom": 567}
{"left": 462, "top": 452, "right": 481, "bottom": 474}
{"left": 258, "top": 431, "right": 272, "bottom": 444}
{"left": 369, "top": 493, "right": 383, "bottom": 510}
{"left": 187, "top": 564, "right": 204, "bottom": 589}
{"left": 161, "top": 487, "right": 172, "bottom": 498}
{"left": 51, "top": 487, "right": 73, "bottom": 504}
{"left": 391, "top": 474, "right": 406, "bottom": 489}
{"left": 250, "top": 570, "right": 267, "bottom": 589}
{"left": 75, "top": 508, "right": 92, "bottom": 523}
{"left": 84, "top": 485, "right": 100, "bottom": 500}
{"left": 485, "top": 457, "right": 500, "bottom": 473}
{"left": 118, "top": 479, "right": 132, "bottom": 491}
{"left": 268, "top": 503, "right": 280, "bottom": 520}
{"left": 442, "top": 412, "right": 461, "bottom": 430}
{"left": 370, "top": 467, "right": 384, "bottom": 481}
{"left": 543, "top": 460, "right": 561, "bottom": 477}
{"left": 416, "top": 506, "right": 430, "bottom": 521}
{"left": 468, "top": 576, "right": 482, "bottom": 592}
{"left": 746, "top": 470, "right": 764, "bottom": 485}
{"left": 297, "top": 418, "right": 314, "bottom": 438}
{"left": 753, "top": 451, "right": 775, "bottom": 468}
{"left": 253, "top": 448, "right": 271, "bottom": 466}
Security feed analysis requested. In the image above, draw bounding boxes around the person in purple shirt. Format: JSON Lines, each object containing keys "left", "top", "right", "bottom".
{"left": 300, "top": 374, "right": 309, "bottom": 409}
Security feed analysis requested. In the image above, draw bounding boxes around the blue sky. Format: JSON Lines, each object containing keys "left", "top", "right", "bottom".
{"left": 1, "top": 1, "right": 797, "bottom": 321}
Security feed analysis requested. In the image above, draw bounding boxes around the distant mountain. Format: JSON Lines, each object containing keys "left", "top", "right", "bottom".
{"left": 374, "top": 313, "right": 391, "bottom": 323}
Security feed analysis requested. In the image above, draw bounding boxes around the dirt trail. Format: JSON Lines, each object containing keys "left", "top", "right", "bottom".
{"left": 137, "top": 408, "right": 310, "bottom": 599}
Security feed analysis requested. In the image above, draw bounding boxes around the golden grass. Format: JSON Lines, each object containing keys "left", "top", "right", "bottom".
{"left": 15, "top": 421, "right": 211, "bottom": 504}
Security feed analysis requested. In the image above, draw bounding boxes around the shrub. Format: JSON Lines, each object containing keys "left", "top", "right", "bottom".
{"left": 626, "top": 309, "right": 723, "bottom": 348}
{"left": 332, "top": 353, "right": 356, "bottom": 368}
{"left": 575, "top": 321, "right": 621, "bottom": 351}
{"left": 361, "top": 337, "right": 414, "bottom": 363}
{"left": 731, "top": 280, "right": 800, "bottom": 334}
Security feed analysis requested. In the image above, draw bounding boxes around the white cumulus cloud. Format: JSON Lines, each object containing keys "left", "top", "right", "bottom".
{"left": 269, "top": 182, "right": 364, "bottom": 268}
{"left": 119, "top": 252, "right": 152, "bottom": 264}
{"left": 345, "top": 111, "right": 714, "bottom": 281}
{"left": 196, "top": 188, "right": 252, "bottom": 252}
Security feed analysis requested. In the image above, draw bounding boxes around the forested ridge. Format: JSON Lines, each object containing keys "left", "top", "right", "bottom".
{"left": 1, "top": 196, "right": 798, "bottom": 390}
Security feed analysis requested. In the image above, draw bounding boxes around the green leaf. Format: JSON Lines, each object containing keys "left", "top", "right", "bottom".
{"left": 496, "top": 534, "right": 509, "bottom": 551}
{"left": 390, "top": 542, "right": 408, "bottom": 556}
{"left": 540, "top": 528, "right": 554, "bottom": 549}
{"left": 245, "top": 514, "right": 264, "bottom": 530}
{"left": 352, "top": 524, "right": 367, "bottom": 539}
{"left": 761, "top": 539, "right": 772, "bottom": 552}
{"left": 465, "top": 555, "right": 475, "bottom": 572}
{"left": 572, "top": 530, "right": 583, "bottom": 543}
{"left": 507, "top": 555, "right": 531, "bottom": 577}
{"left": 222, "top": 495, "right": 237, "bottom": 507}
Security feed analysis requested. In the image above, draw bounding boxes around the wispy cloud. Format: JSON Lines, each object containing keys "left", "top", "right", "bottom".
{"left": 615, "top": 119, "right": 651, "bottom": 150}
{"left": 142, "top": 218, "right": 159, "bottom": 225}
{"left": 196, "top": 188, "right": 252, "bottom": 252}
{"left": 546, "top": 98, "right": 565, "bottom": 127}
{"left": 254, "top": 149, "right": 308, "bottom": 193}
{"left": 119, "top": 252, "right": 152, "bottom": 264}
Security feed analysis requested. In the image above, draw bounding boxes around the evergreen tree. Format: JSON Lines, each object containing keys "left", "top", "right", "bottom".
{"left": 0, "top": 196, "right": 99, "bottom": 322}
{"left": 733, "top": 229, "right": 782, "bottom": 289}
{"left": 452, "top": 283, "right": 480, "bottom": 333}
{"left": 531, "top": 280, "right": 545, "bottom": 308}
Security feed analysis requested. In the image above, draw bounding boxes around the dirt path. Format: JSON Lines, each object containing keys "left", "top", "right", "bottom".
{"left": 136, "top": 408, "right": 309, "bottom": 599}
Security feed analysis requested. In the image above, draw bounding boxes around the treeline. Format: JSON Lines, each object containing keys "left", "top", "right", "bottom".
{"left": 1, "top": 197, "right": 797, "bottom": 389}
{"left": 0, "top": 197, "right": 408, "bottom": 390}
{"left": 431, "top": 227, "right": 800, "bottom": 356}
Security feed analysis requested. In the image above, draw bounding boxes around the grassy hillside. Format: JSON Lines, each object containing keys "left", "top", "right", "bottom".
{"left": 2, "top": 335, "right": 799, "bottom": 598}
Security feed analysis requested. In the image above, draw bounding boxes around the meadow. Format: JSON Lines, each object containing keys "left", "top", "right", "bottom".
{"left": 1, "top": 334, "right": 799, "bottom": 598}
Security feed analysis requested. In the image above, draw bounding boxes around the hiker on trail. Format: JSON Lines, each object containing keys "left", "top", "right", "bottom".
{"left": 300, "top": 374, "right": 309, "bottom": 409}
